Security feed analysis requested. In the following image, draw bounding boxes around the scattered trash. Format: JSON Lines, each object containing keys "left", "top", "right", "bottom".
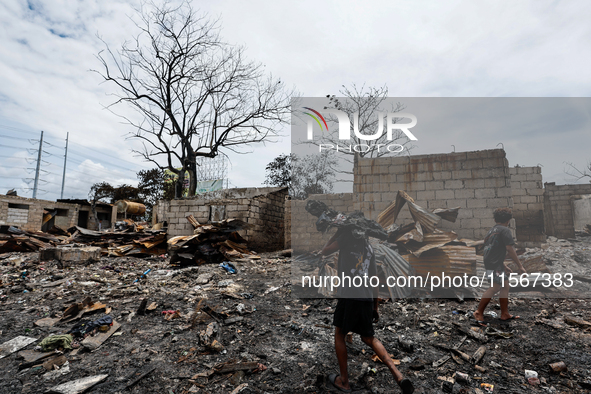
{"left": 549, "top": 361, "right": 567, "bottom": 373}
{"left": 39, "top": 334, "right": 74, "bottom": 352}
{"left": 133, "top": 269, "right": 151, "bottom": 283}
{"left": 525, "top": 370, "right": 538, "bottom": 379}
{"left": 455, "top": 372, "right": 470, "bottom": 384}
{"left": 220, "top": 261, "right": 237, "bottom": 274}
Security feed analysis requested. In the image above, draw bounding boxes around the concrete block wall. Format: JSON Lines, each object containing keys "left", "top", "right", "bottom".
{"left": 0, "top": 195, "right": 81, "bottom": 232}
{"left": 291, "top": 193, "right": 355, "bottom": 253}
{"left": 509, "top": 166, "right": 545, "bottom": 246}
{"left": 544, "top": 182, "right": 591, "bottom": 239}
{"left": 156, "top": 187, "right": 288, "bottom": 252}
{"left": 284, "top": 197, "right": 291, "bottom": 249}
{"left": 246, "top": 189, "right": 287, "bottom": 251}
{"left": 353, "top": 149, "right": 514, "bottom": 240}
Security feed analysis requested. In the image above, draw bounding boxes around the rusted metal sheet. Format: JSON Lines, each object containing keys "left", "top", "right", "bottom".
{"left": 377, "top": 190, "right": 410, "bottom": 229}
{"left": 402, "top": 230, "right": 458, "bottom": 257}
{"left": 433, "top": 207, "right": 461, "bottom": 223}
{"left": 373, "top": 243, "right": 414, "bottom": 298}
{"left": 378, "top": 190, "right": 441, "bottom": 233}
{"left": 115, "top": 200, "right": 146, "bottom": 215}
{"left": 403, "top": 245, "right": 479, "bottom": 278}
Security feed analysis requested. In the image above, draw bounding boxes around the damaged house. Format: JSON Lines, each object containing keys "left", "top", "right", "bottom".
{"left": 0, "top": 194, "right": 116, "bottom": 232}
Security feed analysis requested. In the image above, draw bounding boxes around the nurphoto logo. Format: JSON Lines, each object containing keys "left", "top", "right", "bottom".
{"left": 302, "top": 107, "right": 418, "bottom": 153}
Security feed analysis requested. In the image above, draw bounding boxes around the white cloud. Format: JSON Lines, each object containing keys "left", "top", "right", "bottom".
{"left": 1, "top": 0, "right": 590, "bottom": 200}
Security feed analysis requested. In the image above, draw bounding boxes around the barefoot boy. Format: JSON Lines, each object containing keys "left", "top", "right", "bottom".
{"left": 322, "top": 228, "right": 414, "bottom": 394}
{"left": 473, "top": 208, "right": 526, "bottom": 324}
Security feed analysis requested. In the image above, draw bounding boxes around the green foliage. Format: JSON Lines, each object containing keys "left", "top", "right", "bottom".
{"left": 264, "top": 152, "right": 337, "bottom": 200}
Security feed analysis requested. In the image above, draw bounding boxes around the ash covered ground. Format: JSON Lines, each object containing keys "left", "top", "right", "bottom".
{"left": 1, "top": 236, "right": 591, "bottom": 393}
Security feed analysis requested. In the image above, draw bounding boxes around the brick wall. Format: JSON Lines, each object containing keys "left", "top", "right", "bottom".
{"left": 353, "top": 149, "right": 514, "bottom": 240}
{"left": 291, "top": 193, "right": 355, "bottom": 253}
{"left": 509, "top": 166, "right": 545, "bottom": 246}
{"left": 544, "top": 182, "right": 591, "bottom": 239}
{"left": 156, "top": 187, "right": 288, "bottom": 252}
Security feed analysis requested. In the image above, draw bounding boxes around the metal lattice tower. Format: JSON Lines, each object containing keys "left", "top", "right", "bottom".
{"left": 195, "top": 155, "right": 227, "bottom": 184}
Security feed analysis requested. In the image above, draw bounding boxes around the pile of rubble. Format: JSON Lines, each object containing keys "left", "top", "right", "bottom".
{"left": 0, "top": 223, "right": 167, "bottom": 259}
{"left": 2, "top": 237, "right": 591, "bottom": 393}
{"left": 168, "top": 218, "right": 258, "bottom": 267}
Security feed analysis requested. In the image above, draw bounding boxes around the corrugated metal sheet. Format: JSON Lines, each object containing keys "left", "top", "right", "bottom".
{"left": 433, "top": 207, "right": 460, "bottom": 223}
{"left": 377, "top": 190, "right": 441, "bottom": 233}
{"left": 403, "top": 245, "right": 480, "bottom": 279}
{"left": 401, "top": 230, "right": 458, "bottom": 257}
{"left": 373, "top": 243, "right": 414, "bottom": 298}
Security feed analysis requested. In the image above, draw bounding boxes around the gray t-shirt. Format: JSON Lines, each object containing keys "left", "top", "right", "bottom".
{"left": 483, "top": 224, "right": 514, "bottom": 270}
{"left": 336, "top": 232, "right": 377, "bottom": 300}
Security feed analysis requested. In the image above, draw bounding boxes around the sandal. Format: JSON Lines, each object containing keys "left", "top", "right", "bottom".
{"left": 470, "top": 313, "right": 489, "bottom": 327}
{"left": 500, "top": 315, "right": 520, "bottom": 322}
{"left": 328, "top": 373, "right": 352, "bottom": 393}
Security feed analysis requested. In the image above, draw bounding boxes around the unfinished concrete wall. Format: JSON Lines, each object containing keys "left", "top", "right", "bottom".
{"left": 284, "top": 197, "right": 291, "bottom": 249}
{"left": 544, "top": 183, "right": 591, "bottom": 239}
{"left": 353, "top": 149, "right": 513, "bottom": 240}
{"left": 156, "top": 187, "right": 288, "bottom": 252}
{"left": 573, "top": 195, "right": 591, "bottom": 231}
{"left": 291, "top": 193, "right": 354, "bottom": 253}
{"left": 0, "top": 195, "right": 80, "bottom": 232}
{"left": 509, "top": 166, "right": 545, "bottom": 247}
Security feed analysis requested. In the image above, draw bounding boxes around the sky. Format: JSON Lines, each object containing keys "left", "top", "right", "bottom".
{"left": 1, "top": 0, "right": 590, "bottom": 200}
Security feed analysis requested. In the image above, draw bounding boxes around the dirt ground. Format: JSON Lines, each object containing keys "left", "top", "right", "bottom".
{"left": 2, "top": 236, "right": 591, "bottom": 394}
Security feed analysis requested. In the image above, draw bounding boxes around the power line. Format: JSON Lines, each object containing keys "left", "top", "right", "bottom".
{"left": 0, "top": 134, "right": 31, "bottom": 141}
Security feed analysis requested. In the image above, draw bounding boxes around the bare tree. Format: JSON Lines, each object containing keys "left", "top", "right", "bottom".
{"left": 299, "top": 84, "right": 414, "bottom": 181}
{"left": 94, "top": 1, "right": 293, "bottom": 197}
{"left": 565, "top": 161, "right": 591, "bottom": 182}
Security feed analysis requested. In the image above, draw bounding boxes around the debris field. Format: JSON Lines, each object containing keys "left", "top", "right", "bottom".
{"left": 1, "top": 233, "right": 591, "bottom": 393}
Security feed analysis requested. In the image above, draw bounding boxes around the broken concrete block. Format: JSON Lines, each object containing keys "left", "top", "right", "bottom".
{"left": 0, "top": 336, "right": 37, "bottom": 359}
{"left": 40, "top": 247, "right": 101, "bottom": 265}
{"left": 46, "top": 374, "right": 108, "bottom": 394}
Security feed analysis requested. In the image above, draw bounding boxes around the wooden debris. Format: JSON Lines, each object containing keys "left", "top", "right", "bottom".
{"left": 214, "top": 361, "right": 261, "bottom": 374}
{"left": 18, "top": 350, "right": 55, "bottom": 369}
{"left": 453, "top": 322, "right": 488, "bottom": 343}
{"left": 371, "top": 353, "right": 399, "bottom": 364}
{"left": 43, "top": 355, "right": 68, "bottom": 371}
{"left": 230, "top": 383, "right": 249, "bottom": 394}
{"left": 433, "top": 355, "right": 451, "bottom": 368}
{"left": 137, "top": 298, "right": 147, "bottom": 315}
{"left": 224, "top": 316, "right": 244, "bottom": 325}
{"left": 147, "top": 302, "right": 158, "bottom": 311}
{"left": 46, "top": 374, "right": 108, "bottom": 394}
{"left": 0, "top": 336, "right": 37, "bottom": 359}
{"left": 125, "top": 364, "right": 156, "bottom": 389}
{"left": 81, "top": 320, "right": 121, "bottom": 351}
{"left": 35, "top": 317, "right": 61, "bottom": 327}
{"left": 168, "top": 219, "right": 255, "bottom": 266}
{"left": 564, "top": 316, "right": 591, "bottom": 329}
{"left": 471, "top": 346, "right": 487, "bottom": 364}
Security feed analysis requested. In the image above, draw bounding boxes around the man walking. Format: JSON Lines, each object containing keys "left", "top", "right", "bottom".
{"left": 322, "top": 228, "right": 414, "bottom": 394}
{"left": 473, "top": 208, "right": 526, "bottom": 324}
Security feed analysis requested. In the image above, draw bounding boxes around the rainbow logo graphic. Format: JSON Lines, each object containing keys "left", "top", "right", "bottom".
{"left": 302, "top": 107, "right": 328, "bottom": 131}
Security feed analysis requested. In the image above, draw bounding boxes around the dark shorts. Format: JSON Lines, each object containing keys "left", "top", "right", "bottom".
{"left": 486, "top": 269, "right": 507, "bottom": 286}
{"left": 333, "top": 298, "right": 375, "bottom": 337}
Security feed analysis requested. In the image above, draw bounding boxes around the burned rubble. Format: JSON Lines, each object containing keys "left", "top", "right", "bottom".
{"left": 1, "top": 198, "right": 591, "bottom": 393}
